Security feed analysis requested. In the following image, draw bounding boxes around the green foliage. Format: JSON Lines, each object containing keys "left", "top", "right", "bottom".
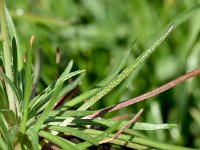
{"left": 0, "top": 0, "right": 200, "bottom": 149}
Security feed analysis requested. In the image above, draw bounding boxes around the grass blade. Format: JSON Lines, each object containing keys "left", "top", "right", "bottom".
{"left": 32, "top": 70, "right": 85, "bottom": 132}
{"left": 11, "top": 38, "right": 18, "bottom": 90}
{"left": 34, "top": 83, "right": 63, "bottom": 132}
{"left": 5, "top": 5, "right": 23, "bottom": 71}
{"left": 74, "top": 119, "right": 177, "bottom": 131}
{"left": 29, "top": 60, "right": 74, "bottom": 109}
{"left": 83, "top": 129, "right": 194, "bottom": 150}
{"left": 49, "top": 126, "right": 99, "bottom": 145}
{"left": 55, "top": 24, "right": 174, "bottom": 128}
{"left": 78, "top": 24, "right": 174, "bottom": 111}
{"left": 28, "top": 70, "right": 85, "bottom": 119}
{"left": 38, "top": 130, "right": 79, "bottom": 150}
{"left": 49, "top": 110, "right": 95, "bottom": 118}
{"left": 0, "top": 0, "right": 15, "bottom": 113}
{"left": 20, "top": 36, "right": 34, "bottom": 134}
{"left": 63, "top": 42, "right": 133, "bottom": 108}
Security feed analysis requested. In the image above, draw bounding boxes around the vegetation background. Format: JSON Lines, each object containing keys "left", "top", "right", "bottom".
{"left": 5, "top": 0, "right": 200, "bottom": 148}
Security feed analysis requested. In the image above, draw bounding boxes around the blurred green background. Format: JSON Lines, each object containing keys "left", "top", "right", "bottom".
{"left": 5, "top": 0, "right": 200, "bottom": 148}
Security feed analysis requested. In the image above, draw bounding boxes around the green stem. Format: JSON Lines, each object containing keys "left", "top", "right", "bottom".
{"left": 0, "top": 0, "right": 15, "bottom": 113}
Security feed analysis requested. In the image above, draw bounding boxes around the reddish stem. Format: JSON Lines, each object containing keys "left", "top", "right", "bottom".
{"left": 84, "top": 67, "right": 200, "bottom": 119}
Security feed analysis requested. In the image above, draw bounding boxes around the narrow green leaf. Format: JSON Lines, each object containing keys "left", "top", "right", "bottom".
{"left": 28, "top": 70, "right": 85, "bottom": 119}
{"left": 38, "top": 130, "right": 79, "bottom": 150}
{"left": 74, "top": 119, "right": 177, "bottom": 131}
{"left": 63, "top": 46, "right": 132, "bottom": 108}
{"left": 49, "top": 126, "right": 98, "bottom": 145}
{"left": 29, "top": 62, "right": 79, "bottom": 109}
{"left": 98, "top": 42, "right": 134, "bottom": 87}
{"left": 5, "top": 5, "right": 23, "bottom": 71}
{"left": 63, "top": 88, "right": 99, "bottom": 108}
{"left": 78, "top": 24, "right": 174, "bottom": 111}
{"left": 58, "top": 73, "right": 84, "bottom": 100}
{"left": 34, "top": 83, "right": 63, "bottom": 132}
{"left": 60, "top": 60, "right": 73, "bottom": 78}
{"left": 0, "top": 0, "right": 15, "bottom": 113}
{"left": 57, "top": 24, "right": 174, "bottom": 128}
{"left": 83, "top": 129, "right": 194, "bottom": 150}
{"left": 131, "top": 137, "right": 195, "bottom": 150}
{"left": 49, "top": 110, "right": 95, "bottom": 118}
{"left": 11, "top": 38, "right": 18, "bottom": 89}
{"left": 20, "top": 43, "right": 32, "bottom": 134}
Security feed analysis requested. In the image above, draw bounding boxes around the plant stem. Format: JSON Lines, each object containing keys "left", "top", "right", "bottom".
{"left": 0, "top": 0, "right": 15, "bottom": 113}
{"left": 84, "top": 67, "right": 200, "bottom": 119}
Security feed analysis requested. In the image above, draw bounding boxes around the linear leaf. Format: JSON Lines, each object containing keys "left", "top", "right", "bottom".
{"left": 28, "top": 70, "right": 85, "bottom": 119}
{"left": 83, "top": 129, "right": 194, "bottom": 150}
{"left": 5, "top": 5, "right": 23, "bottom": 70}
{"left": 63, "top": 45, "right": 132, "bottom": 108}
{"left": 29, "top": 61, "right": 75, "bottom": 109}
{"left": 58, "top": 73, "right": 84, "bottom": 100}
{"left": 78, "top": 24, "right": 174, "bottom": 111}
{"left": 49, "top": 110, "right": 95, "bottom": 118}
{"left": 11, "top": 38, "right": 18, "bottom": 90}
{"left": 20, "top": 39, "right": 33, "bottom": 134}
{"left": 49, "top": 126, "right": 98, "bottom": 145}
{"left": 57, "top": 24, "right": 174, "bottom": 128}
{"left": 34, "top": 83, "right": 63, "bottom": 132}
{"left": 0, "top": 0, "right": 15, "bottom": 113}
{"left": 38, "top": 130, "right": 79, "bottom": 150}
{"left": 74, "top": 119, "right": 177, "bottom": 131}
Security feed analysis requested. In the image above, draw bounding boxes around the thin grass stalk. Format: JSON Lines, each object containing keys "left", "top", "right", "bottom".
{"left": 84, "top": 67, "right": 200, "bottom": 119}
{"left": 20, "top": 36, "right": 34, "bottom": 134}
